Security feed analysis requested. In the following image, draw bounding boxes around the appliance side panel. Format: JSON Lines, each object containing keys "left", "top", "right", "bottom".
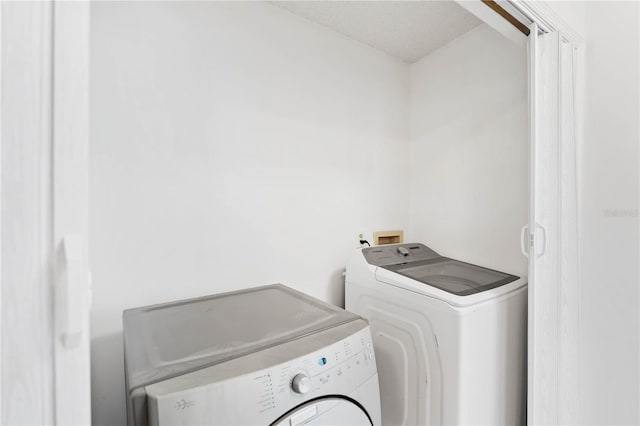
{"left": 457, "top": 287, "right": 527, "bottom": 425}
{"left": 346, "top": 279, "right": 458, "bottom": 425}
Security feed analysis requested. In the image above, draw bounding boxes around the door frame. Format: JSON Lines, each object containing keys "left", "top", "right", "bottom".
{"left": 512, "top": 5, "right": 583, "bottom": 426}
{"left": 455, "top": 0, "right": 584, "bottom": 424}
{"left": 1, "top": 0, "right": 582, "bottom": 424}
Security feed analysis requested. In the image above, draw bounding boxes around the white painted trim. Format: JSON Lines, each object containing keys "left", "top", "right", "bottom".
{"left": 571, "top": 38, "right": 586, "bottom": 426}
{"left": 557, "top": 36, "right": 580, "bottom": 426}
{"left": 508, "top": 0, "right": 584, "bottom": 46}
{"left": 458, "top": 0, "right": 584, "bottom": 47}
{"left": 454, "top": 0, "right": 527, "bottom": 47}
{"left": 526, "top": 22, "right": 538, "bottom": 426}
{"left": 0, "top": 2, "right": 3, "bottom": 420}
{"left": 52, "top": 1, "right": 91, "bottom": 424}
{"left": 495, "top": 0, "right": 533, "bottom": 28}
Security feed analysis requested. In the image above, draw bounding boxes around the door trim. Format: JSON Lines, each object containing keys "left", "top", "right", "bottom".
{"left": 455, "top": 1, "right": 584, "bottom": 424}
{"left": 520, "top": 5, "right": 583, "bottom": 426}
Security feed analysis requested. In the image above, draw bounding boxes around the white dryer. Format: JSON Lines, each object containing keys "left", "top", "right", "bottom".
{"left": 345, "top": 243, "right": 527, "bottom": 426}
{"left": 124, "top": 284, "right": 381, "bottom": 426}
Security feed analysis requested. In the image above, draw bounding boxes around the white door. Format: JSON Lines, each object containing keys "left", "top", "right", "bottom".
{"left": 527, "top": 23, "right": 579, "bottom": 425}
{"left": 1, "top": 1, "right": 91, "bottom": 424}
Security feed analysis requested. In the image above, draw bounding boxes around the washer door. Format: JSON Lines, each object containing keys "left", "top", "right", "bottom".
{"left": 271, "top": 396, "right": 372, "bottom": 426}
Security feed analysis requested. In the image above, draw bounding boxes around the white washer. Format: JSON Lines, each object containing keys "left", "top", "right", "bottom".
{"left": 345, "top": 243, "right": 527, "bottom": 426}
{"left": 124, "top": 284, "right": 381, "bottom": 426}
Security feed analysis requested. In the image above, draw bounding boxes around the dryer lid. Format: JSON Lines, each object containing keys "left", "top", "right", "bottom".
{"left": 123, "top": 284, "right": 360, "bottom": 390}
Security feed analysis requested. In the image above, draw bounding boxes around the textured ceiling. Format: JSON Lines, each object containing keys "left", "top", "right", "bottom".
{"left": 271, "top": 1, "right": 483, "bottom": 63}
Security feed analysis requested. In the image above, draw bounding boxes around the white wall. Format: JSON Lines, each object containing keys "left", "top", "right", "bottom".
{"left": 545, "top": 2, "right": 639, "bottom": 424}
{"left": 577, "top": 2, "right": 639, "bottom": 424}
{"left": 408, "top": 24, "right": 528, "bottom": 276}
{"left": 89, "top": 2, "right": 409, "bottom": 424}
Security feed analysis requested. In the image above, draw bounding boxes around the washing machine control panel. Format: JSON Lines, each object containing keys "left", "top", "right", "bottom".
{"left": 363, "top": 242, "right": 440, "bottom": 266}
{"left": 147, "top": 326, "right": 378, "bottom": 426}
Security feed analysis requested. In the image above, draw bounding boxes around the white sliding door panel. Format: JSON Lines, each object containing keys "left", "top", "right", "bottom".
{"left": 1, "top": 1, "right": 91, "bottom": 424}
{"left": 528, "top": 27, "right": 580, "bottom": 425}
{"left": 530, "top": 28, "right": 560, "bottom": 426}
{"left": 557, "top": 40, "right": 580, "bottom": 425}
{"left": 526, "top": 23, "right": 537, "bottom": 423}
{"left": 53, "top": 1, "right": 92, "bottom": 424}
{"left": 1, "top": 2, "right": 55, "bottom": 424}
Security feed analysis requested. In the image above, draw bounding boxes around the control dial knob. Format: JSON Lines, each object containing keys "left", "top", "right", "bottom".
{"left": 397, "top": 246, "right": 410, "bottom": 256}
{"left": 291, "top": 373, "right": 311, "bottom": 394}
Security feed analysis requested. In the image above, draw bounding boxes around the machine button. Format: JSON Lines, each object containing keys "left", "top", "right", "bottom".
{"left": 291, "top": 373, "right": 311, "bottom": 394}
{"left": 289, "top": 405, "right": 317, "bottom": 426}
{"left": 397, "top": 246, "right": 410, "bottom": 256}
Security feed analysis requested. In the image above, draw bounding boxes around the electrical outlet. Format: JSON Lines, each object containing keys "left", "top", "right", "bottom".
{"left": 357, "top": 232, "right": 373, "bottom": 248}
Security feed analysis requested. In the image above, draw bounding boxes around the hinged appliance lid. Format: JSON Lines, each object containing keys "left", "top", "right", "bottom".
{"left": 363, "top": 243, "right": 519, "bottom": 296}
{"left": 123, "top": 284, "right": 360, "bottom": 391}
